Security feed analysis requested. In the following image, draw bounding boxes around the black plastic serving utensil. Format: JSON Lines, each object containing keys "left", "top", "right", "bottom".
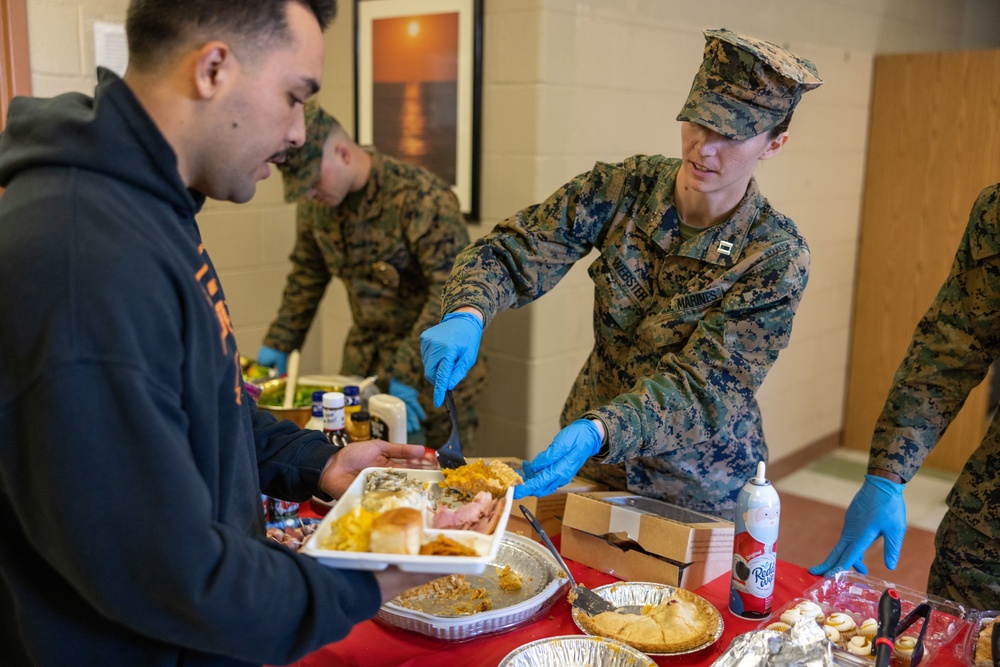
{"left": 872, "top": 588, "right": 900, "bottom": 667}
{"left": 518, "top": 504, "right": 618, "bottom": 616}
{"left": 434, "top": 390, "right": 466, "bottom": 470}
{"left": 894, "top": 602, "right": 932, "bottom": 666}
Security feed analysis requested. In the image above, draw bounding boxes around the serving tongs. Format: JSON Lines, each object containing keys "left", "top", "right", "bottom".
{"left": 871, "top": 588, "right": 900, "bottom": 667}
{"left": 434, "top": 389, "right": 467, "bottom": 470}
{"left": 883, "top": 601, "right": 933, "bottom": 666}
{"left": 518, "top": 505, "right": 618, "bottom": 616}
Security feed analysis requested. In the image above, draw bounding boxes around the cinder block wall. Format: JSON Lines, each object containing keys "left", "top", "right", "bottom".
{"left": 23, "top": 0, "right": 1000, "bottom": 462}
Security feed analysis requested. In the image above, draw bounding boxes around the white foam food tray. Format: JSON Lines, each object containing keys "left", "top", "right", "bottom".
{"left": 302, "top": 467, "right": 513, "bottom": 574}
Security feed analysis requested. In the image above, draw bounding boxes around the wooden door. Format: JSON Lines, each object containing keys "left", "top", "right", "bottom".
{"left": 0, "top": 0, "right": 30, "bottom": 131}
{"left": 843, "top": 49, "right": 1000, "bottom": 472}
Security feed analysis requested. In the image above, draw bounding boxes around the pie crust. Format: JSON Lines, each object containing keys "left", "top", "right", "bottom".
{"left": 576, "top": 587, "right": 720, "bottom": 653}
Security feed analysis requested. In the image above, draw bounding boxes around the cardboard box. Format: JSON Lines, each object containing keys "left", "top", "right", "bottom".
{"left": 560, "top": 492, "right": 734, "bottom": 590}
{"left": 469, "top": 457, "right": 606, "bottom": 543}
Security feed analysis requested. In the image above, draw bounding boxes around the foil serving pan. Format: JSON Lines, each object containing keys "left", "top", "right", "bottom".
{"left": 498, "top": 635, "right": 656, "bottom": 667}
{"left": 571, "top": 581, "right": 724, "bottom": 656}
{"left": 375, "top": 532, "right": 569, "bottom": 641}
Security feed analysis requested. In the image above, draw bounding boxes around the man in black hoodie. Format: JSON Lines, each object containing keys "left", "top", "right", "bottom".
{"left": 0, "top": 1, "right": 433, "bottom": 665}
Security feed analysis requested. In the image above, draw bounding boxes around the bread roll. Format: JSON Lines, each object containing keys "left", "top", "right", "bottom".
{"left": 370, "top": 507, "right": 423, "bottom": 555}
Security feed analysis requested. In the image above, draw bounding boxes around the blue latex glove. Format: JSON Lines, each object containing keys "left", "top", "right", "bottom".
{"left": 514, "top": 420, "right": 603, "bottom": 499}
{"left": 809, "top": 474, "right": 907, "bottom": 576}
{"left": 419, "top": 311, "right": 483, "bottom": 407}
{"left": 389, "top": 378, "right": 427, "bottom": 433}
{"left": 257, "top": 345, "right": 288, "bottom": 375}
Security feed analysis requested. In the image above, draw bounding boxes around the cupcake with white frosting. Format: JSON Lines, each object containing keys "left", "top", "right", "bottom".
{"left": 826, "top": 612, "right": 857, "bottom": 641}
{"left": 894, "top": 635, "right": 917, "bottom": 666}
{"left": 859, "top": 617, "right": 878, "bottom": 640}
{"left": 795, "top": 600, "right": 826, "bottom": 624}
{"left": 846, "top": 635, "right": 872, "bottom": 656}
{"left": 779, "top": 608, "right": 804, "bottom": 626}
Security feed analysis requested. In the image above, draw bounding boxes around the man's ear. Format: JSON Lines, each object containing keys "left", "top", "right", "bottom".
{"left": 192, "top": 41, "right": 232, "bottom": 100}
{"left": 336, "top": 142, "right": 351, "bottom": 165}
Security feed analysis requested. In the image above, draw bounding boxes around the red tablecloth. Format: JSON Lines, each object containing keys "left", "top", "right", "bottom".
{"left": 286, "top": 507, "right": 968, "bottom": 667}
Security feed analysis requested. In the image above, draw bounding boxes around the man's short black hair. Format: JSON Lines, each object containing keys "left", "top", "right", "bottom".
{"left": 126, "top": 0, "right": 337, "bottom": 70}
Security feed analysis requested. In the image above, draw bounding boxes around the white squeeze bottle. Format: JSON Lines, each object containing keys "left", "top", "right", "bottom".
{"left": 304, "top": 390, "right": 325, "bottom": 431}
{"left": 367, "top": 393, "right": 407, "bottom": 443}
{"left": 729, "top": 460, "right": 780, "bottom": 619}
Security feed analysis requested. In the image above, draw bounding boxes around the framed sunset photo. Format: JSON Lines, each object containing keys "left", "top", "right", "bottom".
{"left": 354, "top": 0, "right": 483, "bottom": 220}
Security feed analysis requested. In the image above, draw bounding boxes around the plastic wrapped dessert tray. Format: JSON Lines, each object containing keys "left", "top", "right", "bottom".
{"left": 301, "top": 467, "right": 513, "bottom": 573}
{"left": 376, "top": 532, "right": 570, "bottom": 641}
{"left": 759, "top": 571, "right": 971, "bottom": 666}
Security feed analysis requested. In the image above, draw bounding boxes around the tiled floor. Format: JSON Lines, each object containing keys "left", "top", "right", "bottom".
{"left": 773, "top": 448, "right": 957, "bottom": 594}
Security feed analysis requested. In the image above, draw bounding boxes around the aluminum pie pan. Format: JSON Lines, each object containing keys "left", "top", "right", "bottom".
{"left": 498, "top": 635, "right": 656, "bottom": 667}
{"left": 375, "top": 532, "right": 570, "bottom": 641}
{"left": 571, "top": 581, "right": 724, "bottom": 656}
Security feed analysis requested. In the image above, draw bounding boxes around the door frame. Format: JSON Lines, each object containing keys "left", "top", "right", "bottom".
{"left": 1, "top": 0, "right": 31, "bottom": 131}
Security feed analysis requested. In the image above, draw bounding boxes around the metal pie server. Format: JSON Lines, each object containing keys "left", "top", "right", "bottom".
{"left": 518, "top": 504, "right": 617, "bottom": 616}
{"left": 435, "top": 389, "right": 466, "bottom": 470}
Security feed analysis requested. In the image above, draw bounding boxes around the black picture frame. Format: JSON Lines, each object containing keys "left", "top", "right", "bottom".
{"left": 354, "top": 0, "right": 483, "bottom": 221}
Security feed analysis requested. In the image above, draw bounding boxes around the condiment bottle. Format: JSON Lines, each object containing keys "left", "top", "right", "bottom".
{"left": 367, "top": 393, "right": 407, "bottom": 443}
{"left": 304, "top": 390, "right": 325, "bottom": 431}
{"left": 347, "top": 410, "right": 372, "bottom": 441}
{"left": 321, "top": 391, "right": 351, "bottom": 448}
{"left": 343, "top": 385, "right": 361, "bottom": 419}
{"left": 729, "top": 460, "right": 780, "bottom": 619}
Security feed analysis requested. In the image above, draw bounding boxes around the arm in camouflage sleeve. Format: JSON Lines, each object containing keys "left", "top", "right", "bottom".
{"left": 441, "top": 162, "right": 630, "bottom": 327}
{"left": 587, "top": 245, "right": 810, "bottom": 459}
{"left": 388, "top": 186, "right": 470, "bottom": 388}
{"left": 262, "top": 203, "right": 332, "bottom": 354}
{"left": 869, "top": 184, "right": 1000, "bottom": 481}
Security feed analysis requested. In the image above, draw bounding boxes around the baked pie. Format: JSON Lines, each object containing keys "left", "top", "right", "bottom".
{"left": 576, "top": 587, "right": 720, "bottom": 654}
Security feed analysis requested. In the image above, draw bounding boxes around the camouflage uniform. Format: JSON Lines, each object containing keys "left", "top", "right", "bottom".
{"left": 442, "top": 156, "right": 810, "bottom": 518}
{"left": 441, "top": 29, "right": 819, "bottom": 519}
{"left": 265, "top": 119, "right": 487, "bottom": 449}
{"left": 869, "top": 184, "right": 1000, "bottom": 610}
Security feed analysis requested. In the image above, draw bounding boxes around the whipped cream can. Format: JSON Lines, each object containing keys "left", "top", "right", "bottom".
{"left": 729, "top": 460, "right": 780, "bottom": 619}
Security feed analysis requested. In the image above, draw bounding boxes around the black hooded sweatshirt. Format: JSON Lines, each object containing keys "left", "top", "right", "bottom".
{"left": 0, "top": 69, "right": 380, "bottom": 666}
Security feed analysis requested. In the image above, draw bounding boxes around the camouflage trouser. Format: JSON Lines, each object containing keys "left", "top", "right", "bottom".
{"left": 927, "top": 509, "right": 1000, "bottom": 611}
{"left": 410, "top": 362, "right": 487, "bottom": 456}
{"left": 419, "top": 399, "right": 479, "bottom": 454}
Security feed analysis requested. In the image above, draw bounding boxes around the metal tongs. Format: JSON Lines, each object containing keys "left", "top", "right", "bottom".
{"left": 518, "top": 505, "right": 618, "bottom": 616}
{"left": 434, "top": 389, "right": 467, "bottom": 469}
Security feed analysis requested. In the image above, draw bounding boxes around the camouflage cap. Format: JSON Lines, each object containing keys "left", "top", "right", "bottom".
{"left": 676, "top": 28, "right": 822, "bottom": 140}
{"left": 277, "top": 99, "right": 334, "bottom": 202}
